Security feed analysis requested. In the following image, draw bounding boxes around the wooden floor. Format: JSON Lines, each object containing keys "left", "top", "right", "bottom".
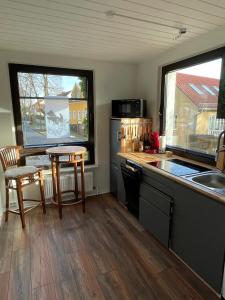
{"left": 0, "top": 194, "right": 218, "bottom": 300}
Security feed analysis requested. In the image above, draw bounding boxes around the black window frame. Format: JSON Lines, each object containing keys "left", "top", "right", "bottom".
{"left": 8, "top": 63, "right": 95, "bottom": 165}
{"left": 160, "top": 46, "right": 225, "bottom": 165}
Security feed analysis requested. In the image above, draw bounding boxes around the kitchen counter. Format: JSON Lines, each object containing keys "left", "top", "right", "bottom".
{"left": 117, "top": 151, "right": 225, "bottom": 294}
{"left": 118, "top": 152, "right": 225, "bottom": 206}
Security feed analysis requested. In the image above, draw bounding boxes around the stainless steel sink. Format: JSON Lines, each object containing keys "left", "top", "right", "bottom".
{"left": 185, "top": 171, "right": 225, "bottom": 194}
{"left": 192, "top": 173, "right": 225, "bottom": 189}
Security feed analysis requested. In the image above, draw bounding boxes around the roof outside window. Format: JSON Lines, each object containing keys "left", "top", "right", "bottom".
{"left": 189, "top": 83, "right": 204, "bottom": 95}
{"left": 202, "top": 85, "right": 215, "bottom": 95}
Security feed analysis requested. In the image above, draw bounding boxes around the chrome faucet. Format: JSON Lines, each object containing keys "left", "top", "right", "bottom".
{"left": 216, "top": 130, "right": 225, "bottom": 163}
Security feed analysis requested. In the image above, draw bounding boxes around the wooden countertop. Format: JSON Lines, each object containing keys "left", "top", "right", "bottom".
{"left": 118, "top": 152, "right": 225, "bottom": 206}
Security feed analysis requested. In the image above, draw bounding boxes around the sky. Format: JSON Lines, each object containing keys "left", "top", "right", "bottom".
{"left": 177, "top": 58, "right": 222, "bottom": 79}
{"left": 61, "top": 76, "right": 81, "bottom": 92}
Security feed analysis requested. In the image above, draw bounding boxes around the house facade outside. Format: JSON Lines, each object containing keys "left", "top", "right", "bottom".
{"left": 21, "top": 88, "right": 88, "bottom": 145}
{"left": 169, "top": 73, "right": 225, "bottom": 154}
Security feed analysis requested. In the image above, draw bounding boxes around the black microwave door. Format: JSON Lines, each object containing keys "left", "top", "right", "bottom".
{"left": 121, "top": 102, "right": 132, "bottom": 115}
{"left": 112, "top": 100, "right": 142, "bottom": 118}
{"left": 112, "top": 100, "right": 119, "bottom": 117}
{"left": 131, "top": 101, "right": 141, "bottom": 117}
{"left": 112, "top": 100, "right": 129, "bottom": 117}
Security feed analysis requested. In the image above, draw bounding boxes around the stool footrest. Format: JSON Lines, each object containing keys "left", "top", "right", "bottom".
{"left": 22, "top": 199, "right": 41, "bottom": 202}
{"left": 9, "top": 203, "right": 40, "bottom": 214}
{"left": 60, "top": 190, "right": 80, "bottom": 195}
{"left": 52, "top": 198, "right": 83, "bottom": 206}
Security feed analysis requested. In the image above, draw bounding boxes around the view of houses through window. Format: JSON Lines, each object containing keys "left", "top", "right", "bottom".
{"left": 165, "top": 58, "right": 223, "bottom": 155}
{"left": 18, "top": 73, "right": 88, "bottom": 146}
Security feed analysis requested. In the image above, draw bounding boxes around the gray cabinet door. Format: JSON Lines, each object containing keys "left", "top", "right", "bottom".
{"left": 139, "top": 180, "right": 172, "bottom": 248}
{"left": 111, "top": 155, "right": 126, "bottom": 205}
{"left": 141, "top": 167, "right": 225, "bottom": 292}
{"left": 140, "top": 196, "right": 171, "bottom": 247}
{"left": 110, "top": 163, "right": 118, "bottom": 196}
{"left": 140, "top": 183, "right": 172, "bottom": 216}
{"left": 171, "top": 183, "right": 225, "bottom": 292}
{"left": 117, "top": 159, "right": 126, "bottom": 205}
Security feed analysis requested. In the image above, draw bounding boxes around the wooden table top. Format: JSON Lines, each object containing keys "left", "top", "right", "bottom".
{"left": 46, "top": 146, "right": 87, "bottom": 155}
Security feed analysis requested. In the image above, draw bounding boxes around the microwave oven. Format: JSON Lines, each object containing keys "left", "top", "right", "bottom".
{"left": 112, "top": 99, "right": 146, "bottom": 118}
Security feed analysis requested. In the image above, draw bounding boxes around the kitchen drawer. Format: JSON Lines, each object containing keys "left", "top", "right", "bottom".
{"left": 140, "top": 183, "right": 172, "bottom": 216}
{"left": 142, "top": 169, "right": 174, "bottom": 197}
{"left": 139, "top": 197, "right": 171, "bottom": 247}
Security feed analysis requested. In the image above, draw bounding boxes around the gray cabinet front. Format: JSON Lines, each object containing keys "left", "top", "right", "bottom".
{"left": 116, "top": 156, "right": 126, "bottom": 205}
{"left": 140, "top": 197, "right": 171, "bottom": 247}
{"left": 141, "top": 167, "right": 225, "bottom": 293}
{"left": 140, "top": 183, "right": 172, "bottom": 215}
{"left": 110, "top": 163, "right": 118, "bottom": 197}
{"left": 171, "top": 183, "right": 225, "bottom": 292}
{"left": 114, "top": 160, "right": 225, "bottom": 293}
{"left": 110, "top": 154, "right": 126, "bottom": 205}
{"left": 139, "top": 182, "right": 172, "bottom": 247}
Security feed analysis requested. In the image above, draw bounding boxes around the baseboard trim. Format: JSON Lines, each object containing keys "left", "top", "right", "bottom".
{"left": 0, "top": 190, "right": 109, "bottom": 213}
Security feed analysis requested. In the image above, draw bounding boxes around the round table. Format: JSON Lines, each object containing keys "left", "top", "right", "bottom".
{"left": 46, "top": 146, "right": 87, "bottom": 218}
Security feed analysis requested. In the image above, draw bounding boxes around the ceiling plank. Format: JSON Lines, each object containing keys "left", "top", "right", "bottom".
{"left": 0, "top": 0, "right": 224, "bottom": 62}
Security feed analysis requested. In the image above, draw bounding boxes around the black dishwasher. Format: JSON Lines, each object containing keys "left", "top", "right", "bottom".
{"left": 121, "top": 160, "right": 142, "bottom": 218}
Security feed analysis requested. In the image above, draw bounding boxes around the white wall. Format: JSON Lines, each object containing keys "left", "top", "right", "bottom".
{"left": 137, "top": 25, "right": 225, "bottom": 131}
{"left": 0, "top": 49, "right": 138, "bottom": 211}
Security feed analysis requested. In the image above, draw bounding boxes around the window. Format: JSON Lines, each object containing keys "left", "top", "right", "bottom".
{"left": 9, "top": 64, "right": 94, "bottom": 164}
{"left": 160, "top": 48, "right": 225, "bottom": 164}
{"left": 208, "top": 115, "right": 225, "bottom": 135}
{"left": 189, "top": 83, "right": 204, "bottom": 95}
{"left": 202, "top": 85, "right": 216, "bottom": 96}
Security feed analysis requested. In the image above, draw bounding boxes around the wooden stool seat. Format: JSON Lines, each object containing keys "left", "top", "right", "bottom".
{"left": 46, "top": 146, "right": 86, "bottom": 219}
{"left": 0, "top": 146, "right": 46, "bottom": 228}
{"left": 5, "top": 166, "right": 40, "bottom": 178}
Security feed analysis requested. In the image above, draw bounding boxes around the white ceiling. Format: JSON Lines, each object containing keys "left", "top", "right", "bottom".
{"left": 0, "top": 0, "right": 225, "bottom": 62}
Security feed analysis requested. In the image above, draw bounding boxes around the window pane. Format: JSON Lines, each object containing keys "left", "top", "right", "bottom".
{"left": 25, "top": 152, "right": 90, "bottom": 166}
{"left": 18, "top": 73, "right": 87, "bottom": 98}
{"left": 20, "top": 98, "right": 88, "bottom": 146}
{"left": 165, "top": 58, "right": 222, "bottom": 155}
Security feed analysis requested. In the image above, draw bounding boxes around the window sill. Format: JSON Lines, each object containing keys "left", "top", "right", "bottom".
{"left": 166, "top": 146, "right": 216, "bottom": 166}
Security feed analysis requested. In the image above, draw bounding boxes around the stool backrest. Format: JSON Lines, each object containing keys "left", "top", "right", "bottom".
{"left": 0, "top": 146, "right": 21, "bottom": 171}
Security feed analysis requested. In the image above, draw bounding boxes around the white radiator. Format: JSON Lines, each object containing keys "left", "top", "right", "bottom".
{"left": 44, "top": 172, "right": 94, "bottom": 199}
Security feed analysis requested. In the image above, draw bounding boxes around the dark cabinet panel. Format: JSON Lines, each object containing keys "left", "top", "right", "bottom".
{"left": 110, "top": 154, "right": 126, "bottom": 205}
{"left": 140, "top": 183, "right": 172, "bottom": 216}
{"left": 139, "top": 179, "right": 173, "bottom": 248}
{"left": 139, "top": 196, "right": 171, "bottom": 247}
{"left": 116, "top": 156, "right": 126, "bottom": 205}
{"left": 141, "top": 167, "right": 225, "bottom": 293}
{"left": 110, "top": 163, "right": 118, "bottom": 197}
{"left": 114, "top": 159, "right": 225, "bottom": 293}
{"left": 171, "top": 184, "right": 225, "bottom": 292}
{"left": 142, "top": 168, "right": 174, "bottom": 198}
{"left": 110, "top": 118, "right": 125, "bottom": 204}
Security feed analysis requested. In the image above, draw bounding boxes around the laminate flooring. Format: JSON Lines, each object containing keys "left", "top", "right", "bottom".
{"left": 0, "top": 194, "right": 218, "bottom": 300}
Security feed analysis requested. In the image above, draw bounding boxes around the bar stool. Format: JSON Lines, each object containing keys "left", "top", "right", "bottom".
{"left": 46, "top": 146, "right": 86, "bottom": 219}
{"left": 0, "top": 146, "right": 46, "bottom": 228}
